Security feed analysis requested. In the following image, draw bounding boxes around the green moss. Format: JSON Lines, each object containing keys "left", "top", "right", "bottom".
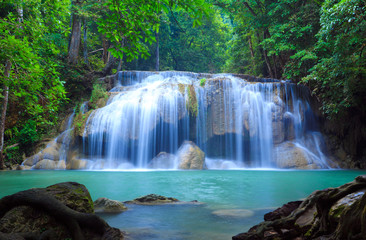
{"left": 187, "top": 84, "right": 198, "bottom": 117}
{"left": 178, "top": 83, "right": 185, "bottom": 95}
{"left": 330, "top": 204, "right": 346, "bottom": 218}
{"left": 90, "top": 83, "right": 108, "bottom": 109}
{"left": 199, "top": 78, "right": 206, "bottom": 87}
{"left": 73, "top": 110, "right": 93, "bottom": 137}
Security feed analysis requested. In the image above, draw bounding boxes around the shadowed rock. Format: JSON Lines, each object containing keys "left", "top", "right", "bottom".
{"left": 0, "top": 182, "right": 123, "bottom": 240}
{"left": 233, "top": 175, "right": 366, "bottom": 240}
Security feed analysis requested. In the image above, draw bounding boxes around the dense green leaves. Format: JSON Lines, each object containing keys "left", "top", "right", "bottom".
{"left": 222, "top": 0, "right": 365, "bottom": 121}
{"left": 98, "top": 0, "right": 210, "bottom": 62}
{"left": 303, "top": 0, "right": 366, "bottom": 117}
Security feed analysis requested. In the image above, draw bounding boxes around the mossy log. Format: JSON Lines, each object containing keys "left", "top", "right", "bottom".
{"left": 233, "top": 175, "right": 366, "bottom": 240}
{"left": 0, "top": 187, "right": 123, "bottom": 240}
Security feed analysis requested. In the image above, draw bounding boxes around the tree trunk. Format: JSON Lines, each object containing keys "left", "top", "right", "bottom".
{"left": 262, "top": 31, "right": 274, "bottom": 78}
{"left": 156, "top": 31, "right": 159, "bottom": 71}
{"left": 102, "top": 37, "right": 110, "bottom": 64}
{"left": 0, "top": 61, "right": 12, "bottom": 170}
{"left": 83, "top": 18, "right": 88, "bottom": 64}
{"left": 248, "top": 36, "right": 255, "bottom": 58}
{"left": 117, "top": 58, "right": 123, "bottom": 72}
{"left": 102, "top": 53, "right": 117, "bottom": 76}
{"left": 68, "top": 12, "right": 82, "bottom": 64}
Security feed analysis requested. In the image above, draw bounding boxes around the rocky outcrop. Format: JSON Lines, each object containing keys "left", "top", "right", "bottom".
{"left": 94, "top": 197, "right": 127, "bottom": 213}
{"left": 0, "top": 182, "right": 123, "bottom": 239}
{"left": 263, "top": 201, "right": 302, "bottom": 221}
{"left": 233, "top": 175, "right": 366, "bottom": 240}
{"left": 177, "top": 141, "right": 206, "bottom": 169}
{"left": 125, "top": 194, "right": 179, "bottom": 205}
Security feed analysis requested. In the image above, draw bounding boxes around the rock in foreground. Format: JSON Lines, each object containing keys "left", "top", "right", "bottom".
{"left": 0, "top": 182, "right": 123, "bottom": 240}
{"left": 125, "top": 194, "right": 179, "bottom": 205}
{"left": 233, "top": 175, "right": 366, "bottom": 240}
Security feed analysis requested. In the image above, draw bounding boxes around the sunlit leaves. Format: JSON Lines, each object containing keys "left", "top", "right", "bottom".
{"left": 97, "top": 0, "right": 210, "bottom": 62}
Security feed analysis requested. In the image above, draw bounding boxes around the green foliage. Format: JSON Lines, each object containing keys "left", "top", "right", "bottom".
{"left": 221, "top": 0, "right": 365, "bottom": 122}
{"left": 200, "top": 78, "right": 206, "bottom": 87}
{"left": 302, "top": 0, "right": 366, "bottom": 118}
{"left": 97, "top": 0, "right": 210, "bottom": 62}
{"left": 89, "top": 83, "right": 108, "bottom": 109}
{"left": 125, "top": 7, "right": 231, "bottom": 73}
{"left": 4, "top": 145, "right": 23, "bottom": 164}
{"left": 18, "top": 120, "right": 39, "bottom": 147}
{"left": 187, "top": 85, "right": 198, "bottom": 117}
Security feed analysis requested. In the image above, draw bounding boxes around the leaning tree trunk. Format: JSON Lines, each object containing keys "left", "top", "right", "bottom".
{"left": 0, "top": 60, "right": 12, "bottom": 170}
{"left": 83, "top": 18, "right": 88, "bottom": 65}
{"left": 68, "top": 13, "right": 82, "bottom": 64}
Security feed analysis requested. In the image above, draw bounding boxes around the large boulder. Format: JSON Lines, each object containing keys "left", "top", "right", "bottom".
{"left": 177, "top": 141, "right": 206, "bottom": 169}
{"left": 233, "top": 175, "right": 366, "bottom": 240}
{"left": 0, "top": 182, "right": 123, "bottom": 239}
{"left": 273, "top": 141, "right": 320, "bottom": 169}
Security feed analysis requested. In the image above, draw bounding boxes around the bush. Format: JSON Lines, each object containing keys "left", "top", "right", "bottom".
{"left": 18, "top": 119, "right": 39, "bottom": 147}
{"left": 90, "top": 83, "right": 108, "bottom": 109}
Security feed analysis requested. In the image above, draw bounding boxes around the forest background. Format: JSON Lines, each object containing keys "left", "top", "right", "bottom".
{"left": 0, "top": 0, "right": 365, "bottom": 169}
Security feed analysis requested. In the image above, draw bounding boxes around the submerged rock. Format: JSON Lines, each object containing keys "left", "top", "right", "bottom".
{"left": 177, "top": 141, "right": 206, "bottom": 170}
{"left": 94, "top": 197, "right": 128, "bottom": 213}
{"left": 125, "top": 194, "right": 179, "bottom": 205}
{"left": 0, "top": 182, "right": 123, "bottom": 239}
{"left": 212, "top": 209, "right": 254, "bottom": 218}
{"left": 233, "top": 175, "right": 366, "bottom": 240}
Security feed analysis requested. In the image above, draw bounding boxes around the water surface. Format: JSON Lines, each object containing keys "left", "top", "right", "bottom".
{"left": 1, "top": 170, "right": 365, "bottom": 239}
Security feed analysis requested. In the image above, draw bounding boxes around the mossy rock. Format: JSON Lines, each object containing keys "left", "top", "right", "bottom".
{"left": 73, "top": 110, "right": 93, "bottom": 137}
{"left": 0, "top": 182, "right": 117, "bottom": 240}
{"left": 186, "top": 84, "right": 198, "bottom": 117}
{"left": 125, "top": 194, "right": 179, "bottom": 205}
{"left": 44, "top": 182, "right": 94, "bottom": 213}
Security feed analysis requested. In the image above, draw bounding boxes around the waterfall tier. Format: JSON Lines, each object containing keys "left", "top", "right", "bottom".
{"left": 77, "top": 71, "right": 334, "bottom": 169}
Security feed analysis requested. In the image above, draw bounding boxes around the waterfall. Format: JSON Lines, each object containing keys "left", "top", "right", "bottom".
{"left": 57, "top": 112, "right": 75, "bottom": 165}
{"left": 80, "top": 71, "right": 334, "bottom": 169}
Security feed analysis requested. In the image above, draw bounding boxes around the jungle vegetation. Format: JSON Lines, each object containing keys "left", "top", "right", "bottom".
{"left": 0, "top": 0, "right": 365, "bottom": 168}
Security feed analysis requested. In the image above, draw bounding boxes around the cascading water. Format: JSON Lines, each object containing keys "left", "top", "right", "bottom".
{"left": 80, "top": 71, "right": 334, "bottom": 169}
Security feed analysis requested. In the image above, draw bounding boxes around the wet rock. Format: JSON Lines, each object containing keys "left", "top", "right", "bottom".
{"left": 272, "top": 120, "right": 285, "bottom": 144}
{"left": 67, "top": 158, "right": 90, "bottom": 169}
{"left": 125, "top": 194, "right": 179, "bottom": 205}
{"left": 264, "top": 201, "right": 302, "bottom": 221}
{"left": 148, "top": 152, "right": 176, "bottom": 169}
{"left": 329, "top": 190, "right": 366, "bottom": 222}
{"left": 177, "top": 141, "right": 206, "bottom": 170}
{"left": 273, "top": 142, "right": 320, "bottom": 169}
{"left": 41, "top": 142, "right": 60, "bottom": 161}
{"left": 0, "top": 182, "right": 123, "bottom": 239}
{"left": 233, "top": 175, "right": 366, "bottom": 240}
{"left": 33, "top": 159, "right": 56, "bottom": 169}
{"left": 94, "top": 197, "right": 127, "bottom": 213}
